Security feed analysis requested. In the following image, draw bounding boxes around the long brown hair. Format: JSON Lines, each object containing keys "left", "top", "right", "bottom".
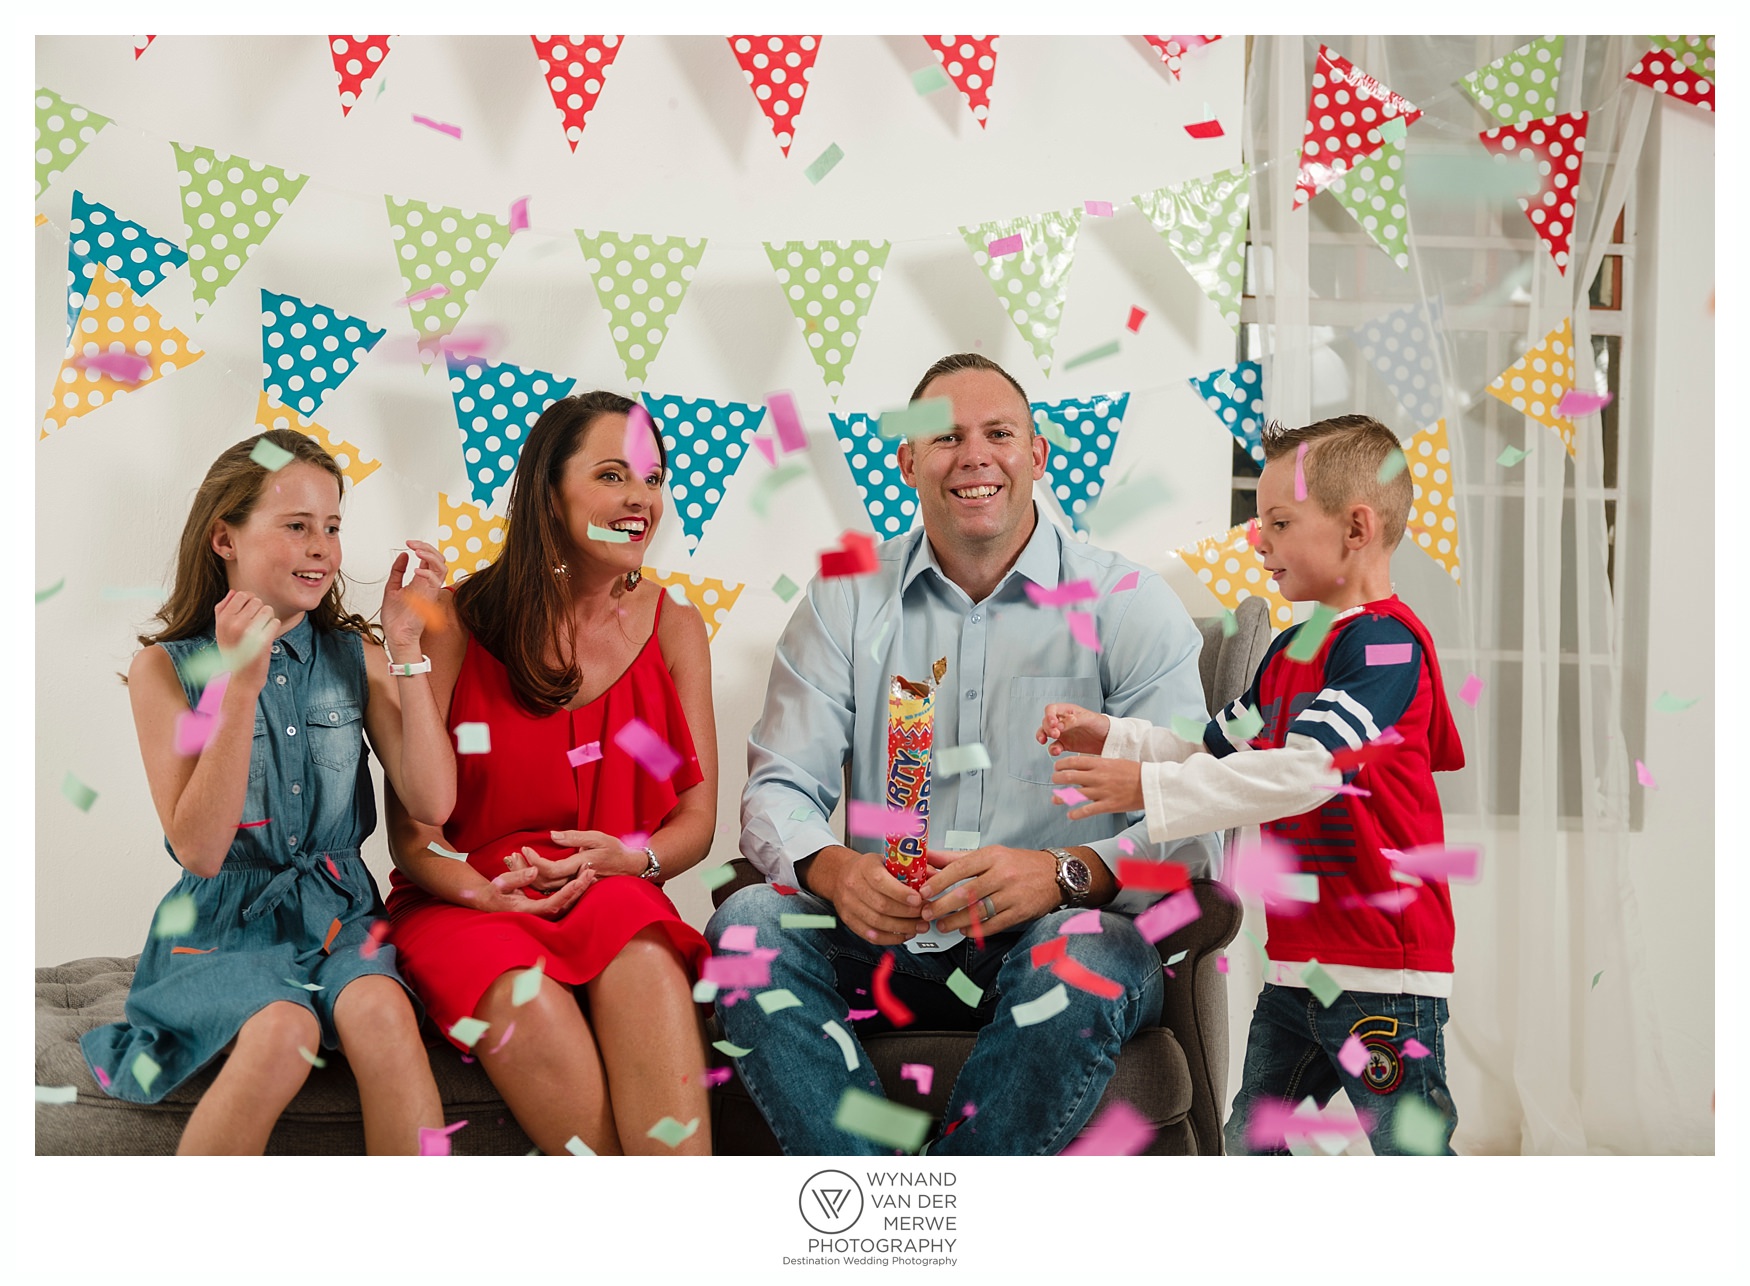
{"left": 453, "top": 391, "right": 664, "bottom": 715}
{"left": 139, "top": 428, "right": 376, "bottom": 649}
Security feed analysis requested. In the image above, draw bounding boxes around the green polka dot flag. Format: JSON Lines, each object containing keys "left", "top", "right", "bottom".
{"left": 384, "top": 197, "right": 513, "bottom": 365}
{"left": 763, "top": 240, "right": 891, "bottom": 402}
{"left": 959, "top": 209, "right": 1084, "bottom": 375}
{"left": 1460, "top": 37, "right": 1564, "bottom": 126}
{"left": 172, "top": 144, "right": 309, "bottom": 317}
{"left": 577, "top": 230, "right": 709, "bottom": 389}
{"left": 1328, "top": 137, "right": 1410, "bottom": 270}
{"left": 36, "top": 87, "right": 110, "bottom": 199}
{"left": 1647, "top": 35, "right": 1715, "bottom": 81}
{"left": 1134, "top": 165, "right": 1250, "bottom": 332}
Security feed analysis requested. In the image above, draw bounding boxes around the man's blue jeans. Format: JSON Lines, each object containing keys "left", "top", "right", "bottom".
{"left": 1224, "top": 983, "right": 1459, "bottom": 1156}
{"left": 707, "top": 884, "right": 1163, "bottom": 1155}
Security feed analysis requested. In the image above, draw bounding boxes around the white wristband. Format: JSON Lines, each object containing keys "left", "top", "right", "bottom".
{"left": 387, "top": 653, "right": 433, "bottom": 677}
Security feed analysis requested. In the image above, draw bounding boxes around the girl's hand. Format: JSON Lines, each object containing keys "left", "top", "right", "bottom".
{"left": 381, "top": 539, "right": 449, "bottom": 662}
{"left": 548, "top": 829, "right": 646, "bottom": 877}
{"left": 1050, "top": 754, "right": 1144, "bottom": 819}
{"left": 213, "top": 591, "right": 301, "bottom": 687}
{"left": 482, "top": 863, "right": 596, "bottom": 917}
{"left": 1037, "top": 703, "right": 1111, "bottom": 757}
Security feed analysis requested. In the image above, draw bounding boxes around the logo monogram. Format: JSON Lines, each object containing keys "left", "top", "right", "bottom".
{"left": 799, "top": 1169, "right": 864, "bottom": 1234}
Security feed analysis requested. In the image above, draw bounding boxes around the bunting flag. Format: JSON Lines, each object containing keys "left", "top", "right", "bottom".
{"left": 1351, "top": 298, "right": 1445, "bottom": 431}
{"left": 1460, "top": 37, "right": 1564, "bottom": 126}
{"left": 764, "top": 240, "right": 891, "bottom": 400}
{"left": 65, "top": 191, "right": 187, "bottom": 342}
{"left": 438, "top": 494, "right": 506, "bottom": 584}
{"left": 1034, "top": 394, "right": 1129, "bottom": 532}
{"left": 1485, "top": 317, "right": 1576, "bottom": 456}
{"left": 1478, "top": 112, "right": 1587, "bottom": 275}
{"left": 36, "top": 88, "right": 111, "bottom": 199}
{"left": 959, "top": 209, "right": 1083, "bottom": 375}
{"left": 384, "top": 197, "right": 513, "bottom": 364}
{"left": 640, "top": 393, "right": 767, "bottom": 553}
{"left": 1175, "top": 525, "right": 1296, "bottom": 630}
{"left": 329, "top": 36, "right": 392, "bottom": 115}
{"left": 133, "top": 36, "right": 156, "bottom": 59}
{"left": 1295, "top": 46, "right": 1422, "bottom": 208}
{"left": 1134, "top": 165, "right": 1249, "bottom": 331}
{"left": 1189, "top": 361, "right": 1266, "bottom": 469}
{"left": 922, "top": 35, "right": 1000, "bottom": 128}
{"left": 1403, "top": 419, "right": 1460, "bottom": 583}
{"left": 446, "top": 353, "right": 577, "bottom": 509}
{"left": 42, "top": 265, "right": 204, "bottom": 438}
{"left": 260, "top": 290, "right": 385, "bottom": 418}
{"left": 727, "top": 35, "right": 821, "bottom": 155}
{"left": 1327, "top": 137, "right": 1410, "bottom": 269}
{"left": 531, "top": 36, "right": 625, "bottom": 150}
{"left": 639, "top": 567, "right": 746, "bottom": 641}
{"left": 1141, "top": 36, "right": 1221, "bottom": 80}
{"left": 830, "top": 412, "right": 919, "bottom": 539}
{"left": 577, "top": 230, "right": 708, "bottom": 388}
{"left": 172, "top": 144, "right": 309, "bottom": 317}
{"left": 1627, "top": 38, "right": 1715, "bottom": 113}
{"left": 254, "top": 392, "right": 381, "bottom": 488}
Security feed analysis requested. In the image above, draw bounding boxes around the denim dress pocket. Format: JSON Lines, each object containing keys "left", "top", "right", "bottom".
{"left": 304, "top": 700, "right": 364, "bottom": 772}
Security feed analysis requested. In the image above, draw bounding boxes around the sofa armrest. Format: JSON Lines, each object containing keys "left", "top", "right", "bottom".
{"left": 1154, "top": 878, "right": 1241, "bottom": 1155}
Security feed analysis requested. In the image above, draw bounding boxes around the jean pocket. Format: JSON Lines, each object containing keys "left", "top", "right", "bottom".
{"left": 1004, "top": 675, "right": 1101, "bottom": 784}
{"left": 305, "top": 700, "right": 364, "bottom": 771}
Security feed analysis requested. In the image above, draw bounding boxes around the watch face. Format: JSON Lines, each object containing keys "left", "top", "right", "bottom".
{"left": 1063, "top": 857, "right": 1092, "bottom": 894}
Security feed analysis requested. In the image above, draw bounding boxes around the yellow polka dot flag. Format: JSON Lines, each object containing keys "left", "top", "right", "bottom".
{"left": 253, "top": 392, "right": 381, "bottom": 488}
{"left": 1404, "top": 419, "right": 1461, "bottom": 583}
{"left": 438, "top": 494, "right": 506, "bottom": 585}
{"left": 1175, "top": 523, "right": 1296, "bottom": 630}
{"left": 640, "top": 567, "right": 745, "bottom": 642}
{"left": 1485, "top": 317, "right": 1575, "bottom": 457}
{"left": 42, "top": 265, "right": 204, "bottom": 438}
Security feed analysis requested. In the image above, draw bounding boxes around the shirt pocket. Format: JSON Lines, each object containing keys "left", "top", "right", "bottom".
{"left": 1003, "top": 675, "right": 1101, "bottom": 784}
{"left": 304, "top": 700, "right": 365, "bottom": 772}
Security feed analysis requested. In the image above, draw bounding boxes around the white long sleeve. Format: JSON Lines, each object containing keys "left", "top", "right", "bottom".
{"left": 1102, "top": 714, "right": 1206, "bottom": 764}
{"left": 1139, "top": 733, "right": 1343, "bottom": 844}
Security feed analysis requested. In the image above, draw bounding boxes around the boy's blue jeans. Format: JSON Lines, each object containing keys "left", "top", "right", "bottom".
{"left": 1225, "top": 983, "right": 1459, "bottom": 1155}
{"left": 708, "top": 883, "right": 1163, "bottom": 1155}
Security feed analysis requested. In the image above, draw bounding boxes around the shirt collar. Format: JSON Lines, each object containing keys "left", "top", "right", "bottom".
{"left": 275, "top": 613, "right": 316, "bottom": 664}
{"left": 900, "top": 503, "right": 1063, "bottom": 602}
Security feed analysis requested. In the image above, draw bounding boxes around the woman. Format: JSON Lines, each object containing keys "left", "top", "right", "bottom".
{"left": 383, "top": 391, "right": 715, "bottom": 1155}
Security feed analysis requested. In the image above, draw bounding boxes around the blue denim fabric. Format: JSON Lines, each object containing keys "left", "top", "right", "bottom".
{"left": 1224, "top": 983, "right": 1458, "bottom": 1156}
{"left": 708, "top": 884, "right": 1163, "bottom": 1156}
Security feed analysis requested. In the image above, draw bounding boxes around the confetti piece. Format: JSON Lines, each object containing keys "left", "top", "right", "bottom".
{"left": 1065, "top": 610, "right": 1102, "bottom": 652}
{"left": 1063, "top": 339, "right": 1121, "bottom": 370}
{"left": 1026, "top": 578, "right": 1097, "bottom": 607}
{"left": 508, "top": 196, "right": 530, "bottom": 234}
{"left": 1379, "top": 117, "right": 1408, "bottom": 144}
{"left": 752, "top": 436, "right": 777, "bottom": 467}
{"left": 646, "top": 1115, "right": 701, "bottom": 1147}
{"left": 61, "top": 772, "right": 97, "bottom": 812}
{"left": 1052, "top": 786, "right": 1089, "bottom": 806}
{"left": 1402, "top": 1037, "right": 1430, "bottom": 1059}
{"left": 781, "top": 913, "right": 837, "bottom": 930}
{"left": 1170, "top": 714, "right": 1207, "bottom": 743}
{"left": 1224, "top": 703, "right": 1264, "bottom": 741}
{"left": 1591, "top": 970, "right": 1604, "bottom": 990}
{"left": 899, "top": 1062, "right": 934, "bottom": 1096}
{"left": 236, "top": 818, "right": 271, "bottom": 829}
{"left": 567, "top": 741, "right": 602, "bottom": 768}
{"left": 773, "top": 573, "right": 800, "bottom": 602}
{"left": 1116, "top": 860, "right": 1189, "bottom": 892}
{"left": 321, "top": 917, "right": 341, "bottom": 954}
{"left": 946, "top": 968, "right": 984, "bottom": 1007}
{"left": 418, "top": 1119, "right": 469, "bottom": 1155}
{"left": 1215, "top": 956, "right": 1229, "bottom": 974}
{"left": 297, "top": 1045, "right": 326, "bottom": 1068}
{"left": 1030, "top": 936, "right": 1070, "bottom": 967}
{"left": 1635, "top": 760, "right": 1657, "bottom": 789}
{"left": 1220, "top": 609, "right": 1239, "bottom": 638}
{"left": 1134, "top": 888, "right": 1201, "bottom": 943}
{"left": 1458, "top": 674, "right": 1484, "bottom": 707}
{"left": 1051, "top": 955, "right": 1124, "bottom": 1000}
{"left": 623, "top": 403, "right": 660, "bottom": 484}
{"left": 77, "top": 350, "right": 153, "bottom": 383}
{"left": 1125, "top": 306, "right": 1147, "bottom": 333}
{"left": 822, "top": 1020, "right": 859, "bottom": 1070}
{"left": 614, "top": 717, "right": 683, "bottom": 780}
{"left": 412, "top": 114, "right": 461, "bottom": 138}
{"left": 704, "top": 1066, "right": 733, "bottom": 1087}
{"left": 692, "top": 978, "right": 720, "bottom": 1003}
{"left": 397, "top": 285, "right": 449, "bottom": 306}
{"left": 449, "top": 1017, "right": 490, "bottom": 1048}
{"left": 1117, "top": 837, "right": 1136, "bottom": 856}
{"left": 1332, "top": 784, "right": 1373, "bottom": 798}
{"left": 1062, "top": 1099, "right": 1155, "bottom": 1156}
{"left": 920, "top": 743, "right": 990, "bottom": 783}
{"left": 1244, "top": 516, "right": 1261, "bottom": 547}
{"left": 834, "top": 1087, "right": 931, "bottom": 1153}
{"left": 846, "top": 1008, "right": 878, "bottom": 1021}
{"left": 1654, "top": 692, "right": 1699, "bottom": 713}
{"left": 847, "top": 800, "right": 925, "bottom": 839}
{"left": 359, "top": 919, "right": 391, "bottom": 960}
{"left": 1391, "top": 1098, "right": 1448, "bottom": 1154}
{"left": 1110, "top": 571, "right": 1140, "bottom": 595}
{"left": 1298, "top": 960, "right": 1343, "bottom": 1007}
{"left": 1011, "top": 982, "right": 1071, "bottom": 1027}
{"left": 1285, "top": 604, "right": 1340, "bottom": 663}
{"left": 1337, "top": 1033, "right": 1369, "bottom": 1077}
{"left": 36, "top": 1083, "right": 80, "bottom": 1106}
{"left": 987, "top": 233, "right": 1024, "bottom": 258}
{"left": 765, "top": 390, "right": 808, "bottom": 454}
{"left": 586, "top": 522, "right": 632, "bottom": 544}
{"left": 1164, "top": 949, "right": 1189, "bottom": 967}
{"left": 512, "top": 958, "right": 545, "bottom": 1006}
{"left": 1294, "top": 442, "right": 1309, "bottom": 500}
{"left": 713, "top": 1039, "right": 753, "bottom": 1059}
{"left": 1329, "top": 736, "right": 1400, "bottom": 774}
{"left": 151, "top": 894, "right": 197, "bottom": 939}
{"left": 803, "top": 143, "right": 844, "bottom": 185}
{"left": 1184, "top": 117, "right": 1225, "bottom": 138}
{"left": 1275, "top": 873, "right": 1320, "bottom": 904}
{"left": 756, "top": 988, "right": 802, "bottom": 1014}
{"left": 941, "top": 829, "right": 980, "bottom": 851}
{"left": 454, "top": 722, "right": 490, "bottom": 754}
{"left": 912, "top": 63, "right": 951, "bottom": 94}
{"left": 819, "top": 530, "right": 880, "bottom": 579}
{"left": 788, "top": 805, "right": 816, "bottom": 821}
{"left": 694, "top": 866, "right": 735, "bottom": 896}
{"left": 1497, "top": 445, "right": 1531, "bottom": 467}
{"left": 1385, "top": 844, "right": 1481, "bottom": 882}
{"left": 1366, "top": 643, "right": 1414, "bottom": 666}
{"left": 249, "top": 438, "right": 295, "bottom": 472}
{"left": 1555, "top": 389, "right": 1613, "bottom": 418}
{"left": 873, "top": 952, "right": 914, "bottom": 1027}
{"left": 1084, "top": 200, "right": 1115, "bottom": 217}
{"left": 565, "top": 1135, "right": 596, "bottom": 1155}
{"left": 877, "top": 396, "right": 954, "bottom": 440}
{"left": 866, "top": 618, "right": 893, "bottom": 664}
{"left": 1377, "top": 448, "right": 1408, "bottom": 482}
{"left": 36, "top": 579, "right": 65, "bottom": 603}
{"left": 1060, "top": 909, "right": 1104, "bottom": 934}
{"left": 128, "top": 1052, "right": 161, "bottom": 1095}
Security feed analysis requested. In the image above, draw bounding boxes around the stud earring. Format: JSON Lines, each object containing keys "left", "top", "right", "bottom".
{"left": 553, "top": 561, "right": 569, "bottom": 577}
{"left": 624, "top": 568, "right": 642, "bottom": 591}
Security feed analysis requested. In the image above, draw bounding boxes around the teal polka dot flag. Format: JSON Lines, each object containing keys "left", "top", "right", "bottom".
{"left": 640, "top": 392, "right": 766, "bottom": 554}
{"left": 445, "top": 352, "right": 576, "bottom": 509}
{"left": 65, "top": 190, "right": 187, "bottom": 343}
{"left": 1034, "top": 394, "right": 1130, "bottom": 532}
{"left": 830, "top": 411, "right": 919, "bottom": 539}
{"left": 1189, "top": 361, "right": 1266, "bottom": 470}
{"left": 260, "top": 290, "right": 385, "bottom": 418}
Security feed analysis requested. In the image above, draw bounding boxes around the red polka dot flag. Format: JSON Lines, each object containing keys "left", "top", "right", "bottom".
{"left": 1626, "top": 44, "right": 1715, "bottom": 113}
{"left": 1478, "top": 112, "right": 1588, "bottom": 276}
{"left": 1294, "top": 45, "right": 1422, "bottom": 209}
{"left": 329, "top": 36, "right": 391, "bottom": 116}
{"left": 922, "top": 35, "right": 1001, "bottom": 129}
{"left": 1141, "top": 35, "right": 1221, "bottom": 80}
{"left": 132, "top": 35, "right": 155, "bottom": 60}
{"left": 531, "top": 36, "right": 624, "bottom": 152}
{"left": 726, "top": 35, "right": 822, "bottom": 156}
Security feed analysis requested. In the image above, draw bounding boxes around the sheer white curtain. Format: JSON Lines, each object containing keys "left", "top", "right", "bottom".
{"left": 1240, "top": 35, "right": 1686, "bottom": 1153}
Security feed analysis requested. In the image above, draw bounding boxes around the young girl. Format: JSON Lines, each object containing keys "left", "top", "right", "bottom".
{"left": 82, "top": 428, "right": 456, "bottom": 1155}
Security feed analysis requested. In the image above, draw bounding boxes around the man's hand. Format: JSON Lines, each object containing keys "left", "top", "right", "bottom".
{"left": 803, "top": 846, "right": 927, "bottom": 944}
{"left": 1051, "top": 755, "right": 1144, "bottom": 819}
{"left": 917, "top": 845, "right": 1061, "bottom": 935}
{"left": 1037, "top": 702, "right": 1111, "bottom": 757}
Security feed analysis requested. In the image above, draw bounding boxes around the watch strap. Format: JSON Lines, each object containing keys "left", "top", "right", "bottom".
{"left": 386, "top": 653, "right": 433, "bottom": 677}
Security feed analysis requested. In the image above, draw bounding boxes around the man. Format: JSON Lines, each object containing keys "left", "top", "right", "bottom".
{"left": 708, "top": 353, "right": 1219, "bottom": 1154}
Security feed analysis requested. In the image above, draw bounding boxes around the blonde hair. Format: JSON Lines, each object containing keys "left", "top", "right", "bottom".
{"left": 1260, "top": 414, "right": 1413, "bottom": 550}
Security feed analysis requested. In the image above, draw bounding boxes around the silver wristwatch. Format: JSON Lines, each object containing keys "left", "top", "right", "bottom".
{"left": 1047, "top": 847, "right": 1093, "bottom": 908}
{"left": 638, "top": 846, "right": 661, "bottom": 882}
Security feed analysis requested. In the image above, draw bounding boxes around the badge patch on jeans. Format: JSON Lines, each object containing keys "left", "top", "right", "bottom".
{"left": 1360, "top": 1038, "right": 1404, "bottom": 1094}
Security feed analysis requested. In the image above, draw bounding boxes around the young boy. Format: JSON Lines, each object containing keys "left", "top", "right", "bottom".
{"left": 1039, "top": 414, "right": 1466, "bottom": 1155}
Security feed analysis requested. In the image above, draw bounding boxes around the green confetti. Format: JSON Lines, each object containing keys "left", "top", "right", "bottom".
{"left": 586, "top": 522, "right": 631, "bottom": 543}
{"left": 911, "top": 64, "right": 951, "bottom": 94}
{"left": 756, "top": 988, "right": 803, "bottom": 1014}
{"left": 1497, "top": 445, "right": 1531, "bottom": 467}
{"left": 1285, "top": 604, "right": 1340, "bottom": 663}
{"left": 1591, "top": 969, "right": 1604, "bottom": 991}
{"left": 511, "top": 958, "right": 545, "bottom": 1007}
{"left": 1012, "top": 982, "right": 1070, "bottom": 1027}
{"left": 1134, "top": 166, "right": 1250, "bottom": 332}
{"left": 712, "top": 1039, "right": 753, "bottom": 1058}
{"left": 802, "top": 142, "right": 844, "bottom": 185}
{"left": 1033, "top": 410, "right": 1075, "bottom": 450}
{"left": 131, "top": 1052, "right": 161, "bottom": 1095}
{"left": 1221, "top": 609, "right": 1238, "bottom": 638}
{"left": 698, "top": 864, "right": 736, "bottom": 891}
{"left": 35, "top": 1085, "right": 78, "bottom": 1105}
{"left": 1379, "top": 117, "right": 1407, "bottom": 143}
{"left": 1224, "top": 703, "right": 1264, "bottom": 741}
{"left": 152, "top": 894, "right": 196, "bottom": 939}
{"left": 692, "top": 978, "right": 719, "bottom": 1002}
{"left": 175, "top": 146, "right": 309, "bottom": 317}
{"left": 750, "top": 463, "right": 809, "bottom": 518}
{"left": 788, "top": 805, "right": 815, "bottom": 821}
{"left": 946, "top": 968, "right": 984, "bottom": 1008}
{"left": 1171, "top": 715, "right": 1208, "bottom": 743}
{"left": 764, "top": 239, "right": 891, "bottom": 398}
{"left": 249, "top": 437, "right": 295, "bottom": 471}
{"left": 376, "top": 77, "right": 388, "bottom": 99}
{"left": 383, "top": 196, "right": 511, "bottom": 362}
{"left": 961, "top": 209, "right": 1083, "bottom": 374}
{"left": 822, "top": 1019, "right": 859, "bottom": 1070}
{"left": 1242, "top": 927, "right": 1269, "bottom": 966}
{"left": 61, "top": 772, "right": 97, "bottom": 812}
{"left": 878, "top": 396, "right": 954, "bottom": 440}
{"left": 1654, "top": 692, "right": 1700, "bottom": 713}
{"left": 576, "top": 231, "right": 708, "bottom": 386}
{"left": 1062, "top": 339, "right": 1121, "bottom": 370}
{"left": 1164, "top": 949, "right": 1188, "bottom": 966}
{"left": 1082, "top": 476, "right": 1165, "bottom": 537}
{"left": 943, "top": 830, "right": 980, "bottom": 850}
{"left": 1377, "top": 448, "right": 1408, "bottom": 482}
{"left": 833, "top": 1086, "right": 931, "bottom": 1153}
{"left": 1299, "top": 960, "right": 1343, "bottom": 1008}
{"left": 35, "top": 578, "right": 65, "bottom": 604}
{"left": 781, "top": 913, "right": 837, "bottom": 930}
{"left": 284, "top": 979, "right": 324, "bottom": 992}
{"left": 935, "top": 743, "right": 990, "bottom": 777}
{"left": 564, "top": 1135, "right": 596, "bottom": 1155}
{"left": 297, "top": 1046, "right": 327, "bottom": 1068}
{"left": 35, "top": 87, "right": 112, "bottom": 198}
{"left": 454, "top": 722, "right": 491, "bottom": 754}
{"left": 773, "top": 573, "right": 800, "bottom": 602}
{"left": 1391, "top": 1097, "right": 1449, "bottom": 1155}
{"left": 645, "top": 1115, "right": 701, "bottom": 1147}
{"left": 448, "top": 1016, "right": 491, "bottom": 1048}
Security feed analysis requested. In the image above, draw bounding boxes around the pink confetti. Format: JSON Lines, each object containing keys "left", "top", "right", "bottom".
{"left": 1365, "top": 643, "right": 1413, "bottom": 666}
{"left": 704, "top": 1066, "right": 733, "bottom": 1087}
{"left": 704, "top": 955, "right": 771, "bottom": 988}
{"left": 78, "top": 351, "right": 154, "bottom": 383}
{"left": 1402, "top": 1038, "right": 1430, "bottom": 1059}
{"left": 1245, "top": 517, "right": 1261, "bottom": 548}
{"left": 1110, "top": 571, "right": 1139, "bottom": 594}
{"left": 1383, "top": 844, "right": 1482, "bottom": 883}
{"left": 1337, "top": 1034, "right": 1369, "bottom": 1077}
{"left": 986, "top": 234, "right": 1024, "bottom": 258}
{"left": 752, "top": 436, "right": 778, "bottom": 467}
{"left": 1229, "top": 834, "right": 1300, "bottom": 902}
{"left": 1065, "top": 610, "right": 1102, "bottom": 653}
{"left": 1134, "top": 888, "right": 1201, "bottom": 943}
{"left": 766, "top": 390, "right": 808, "bottom": 453}
{"left": 1060, "top": 909, "right": 1104, "bottom": 934}
{"left": 899, "top": 1062, "right": 934, "bottom": 1096}
{"left": 174, "top": 710, "right": 216, "bottom": 756}
{"left": 620, "top": 830, "right": 649, "bottom": 849}
{"left": 359, "top": 919, "right": 391, "bottom": 960}
{"left": 624, "top": 403, "right": 659, "bottom": 481}
{"left": 93, "top": 1066, "right": 111, "bottom": 1089}
{"left": 1458, "top": 673, "right": 1484, "bottom": 707}
{"left": 508, "top": 196, "right": 530, "bottom": 233}
{"left": 1331, "top": 783, "right": 1373, "bottom": 797}
{"left": 1350, "top": 888, "right": 1419, "bottom": 914}
{"left": 1295, "top": 442, "right": 1309, "bottom": 501}
{"left": 1052, "top": 786, "right": 1089, "bottom": 806}
{"left": 417, "top": 1119, "right": 469, "bottom": 1155}
{"left": 717, "top": 924, "right": 758, "bottom": 953}
{"left": 1025, "top": 578, "right": 1098, "bottom": 607}
{"left": 717, "top": 988, "right": 749, "bottom": 1007}
{"left": 412, "top": 114, "right": 462, "bottom": 138}
{"left": 1062, "top": 1099, "right": 1156, "bottom": 1156}
{"left": 1116, "top": 837, "right": 1136, "bottom": 856}
{"left": 846, "top": 800, "right": 925, "bottom": 839}
{"left": 566, "top": 741, "right": 602, "bottom": 768}
{"left": 397, "top": 285, "right": 449, "bottom": 306}
{"left": 1215, "top": 956, "right": 1229, "bottom": 974}
{"left": 612, "top": 717, "right": 682, "bottom": 780}
{"left": 1184, "top": 117, "right": 1225, "bottom": 139}
{"left": 487, "top": 1022, "right": 515, "bottom": 1054}
{"left": 846, "top": 1007, "right": 879, "bottom": 1021}
{"left": 1125, "top": 306, "right": 1146, "bottom": 333}
{"left": 1635, "top": 759, "right": 1658, "bottom": 789}
{"left": 1083, "top": 200, "right": 1115, "bottom": 217}
{"left": 1555, "top": 389, "right": 1613, "bottom": 418}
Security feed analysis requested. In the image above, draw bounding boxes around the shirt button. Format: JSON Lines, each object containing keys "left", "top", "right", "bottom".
{"left": 286, "top": 726, "right": 297, "bottom": 736}
{"left": 272, "top": 645, "right": 281, "bottom": 655}
{"left": 970, "top": 614, "right": 981, "bottom": 623}
{"left": 275, "top": 675, "right": 286, "bottom": 686}
{"left": 329, "top": 711, "right": 339, "bottom": 722}
{"left": 291, "top": 784, "right": 301, "bottom": 795}
{"left": 964, "top": 689, "right": 977, "bottom": 700}
{"left": 288, "top": 837, "right": 299, "bottom": 849}
{"left": 967, "top": 769, "right": 979, "bottom": 777}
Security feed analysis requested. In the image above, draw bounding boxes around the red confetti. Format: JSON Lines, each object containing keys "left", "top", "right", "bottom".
{"left": 872, "top": 952, "right": 914, "bottom": 1027}
{"left": 1184, "top": 118, "right": 1225, "bottom": 139}
{"left": 236, "top": 818, "right": 271, "bottom": 829}
{"left": 818, "top": 530, "right": 879, "bottom": 579}
{"left": 1115, "top": 860, "right": 1189, "bottom": 893}
{"left": 1328, "top": 740, "right": 1397, "bottom": 773}
{"left": 1030, "top": 936, "right": 1070, "bottom": 968}
{"left": 170, "top": 946, "right": 215, "bottom": 955}
{"left": 328, "top": 36, "right": 391, "bottom": 116}
{"left": 771, "top": 883, "right": 801, "bottom": 896}
{"left": 1125, "top": 306, "right": 1147, "bottom": 333}
{"left": 1050, "top": 955, "right": 1124, "bottom": 1000}
{"left": 726, "top": 35, "right": 822, "bottom": 156}
{"left": 530, "top": 36, "right": 624, "bottom": 151}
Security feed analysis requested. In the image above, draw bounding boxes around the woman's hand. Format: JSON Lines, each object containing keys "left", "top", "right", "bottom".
{"left": 548, "top": 829, "right": 647, "bottom": 878}
{"left": 381, "top": 539, "right": 449, "bottom": 664}
{"left": 479, "top": 863, "right": 596, "bottom": 917}
{"left": 213, "top": 590, "right": 301, "bottom": 688}
{"left": 1037, "top": 702, "right": 1110, "bottom": 757}
{"left": 503, "top": 846, "right": 588, "bottom": 893}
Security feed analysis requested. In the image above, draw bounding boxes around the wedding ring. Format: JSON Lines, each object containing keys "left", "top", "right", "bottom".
{"left": 978, "top": 895, "right": 996, "bottom": 920}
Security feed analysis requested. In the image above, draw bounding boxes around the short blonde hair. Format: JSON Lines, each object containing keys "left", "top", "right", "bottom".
{"left": 1261, "top": 414, "right": 1413, "bottom": 550}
